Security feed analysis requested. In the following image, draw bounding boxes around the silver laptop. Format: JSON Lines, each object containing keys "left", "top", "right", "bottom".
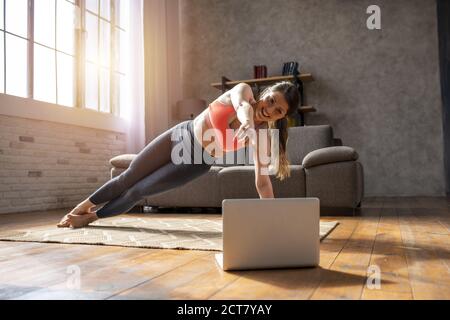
{"left": 215, "top": 198, "right": 320, "bottom": 271}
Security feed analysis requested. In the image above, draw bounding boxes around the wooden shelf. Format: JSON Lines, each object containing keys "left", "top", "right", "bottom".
{"left": 211, "top": 74, "right": 314, "bottom": 90}
{"left": 298, "top": 106, "right": 316, "bottom": 113}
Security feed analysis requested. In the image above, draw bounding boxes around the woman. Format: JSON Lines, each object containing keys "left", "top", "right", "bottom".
{"left": 57, "top": 81, "right": 299, "bottom": 228}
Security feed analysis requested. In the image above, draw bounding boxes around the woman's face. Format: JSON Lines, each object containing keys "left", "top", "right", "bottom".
{"left": 254, "top": 90, "right": 290, "bottom": 122}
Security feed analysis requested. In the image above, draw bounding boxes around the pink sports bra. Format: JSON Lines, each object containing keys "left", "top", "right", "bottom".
{"left": 205, "top": 100, "right": 247, "bottom": 152}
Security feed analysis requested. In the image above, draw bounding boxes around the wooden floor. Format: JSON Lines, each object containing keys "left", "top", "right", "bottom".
{"left": 0, "top": 197, "right": 448, "bottom": 300}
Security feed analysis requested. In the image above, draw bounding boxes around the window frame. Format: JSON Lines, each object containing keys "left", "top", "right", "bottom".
{"left": 0, "top": 0, "right": 127, "bottom": 132}
{"left": 80, "top": 0, "right": 120, "bottom": 115}
{"left": 0, "top": 0, "right": 124, "bottom": 115}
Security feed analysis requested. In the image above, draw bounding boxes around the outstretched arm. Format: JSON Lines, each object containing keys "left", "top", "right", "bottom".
{"left": 229, "top": 83, "right": 259, "bottom": 145}
{"left": 252, "top": 128, "right": 275, "bottom": 199}
{"left": 229, "top": 83, "right": 274, "bottom": 198}
{"left": 230, "top": 83, "right": 256, "bottom": 126}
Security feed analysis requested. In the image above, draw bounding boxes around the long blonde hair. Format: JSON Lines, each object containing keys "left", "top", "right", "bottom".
{"left": 257, "top": 81, "right": 300, "bottom": 181}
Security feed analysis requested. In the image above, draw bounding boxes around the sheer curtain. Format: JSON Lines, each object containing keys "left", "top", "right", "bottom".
{"left": 143, "top": 0, "right": 182, "bottom": 142}
{"left": 122, "top": 0, "right": 181, "bottom": 148}
{"left": 124, "top": 0, "right": 146, "bottom": 154}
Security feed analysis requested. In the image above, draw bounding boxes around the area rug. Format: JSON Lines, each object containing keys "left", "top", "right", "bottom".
{"left": 0, "top": 216, "right": 339, "bottom": 252}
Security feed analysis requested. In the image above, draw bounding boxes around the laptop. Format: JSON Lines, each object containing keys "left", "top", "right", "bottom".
{"left": 215, "top": 198, "right": 320, "bottom": 271}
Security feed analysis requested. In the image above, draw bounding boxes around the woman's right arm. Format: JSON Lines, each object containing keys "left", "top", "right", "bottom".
{"left": 252, "top": 128, "right": 275, "bottom": 199}
{"left": 230, "top": 83, "right": 257, "bottom": 143}
{"left": 230, "top": 83, "right": 255, "bottom": 125}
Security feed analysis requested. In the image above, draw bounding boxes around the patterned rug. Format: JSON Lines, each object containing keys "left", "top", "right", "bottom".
{"left": 0, "top": 216, "right": 339, "bottom": 252}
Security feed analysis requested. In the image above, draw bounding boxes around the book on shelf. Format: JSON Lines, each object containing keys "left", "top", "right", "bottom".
{"left": 253, "top": 65, "right": 267, "bottom": 79}
{"left": 282, "top": 61, "right": 299, "bottom": 76}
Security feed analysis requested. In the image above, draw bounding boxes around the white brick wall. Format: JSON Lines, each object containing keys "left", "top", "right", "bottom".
{"left": 0, "top": 115, "right": 127, "bottom": 214}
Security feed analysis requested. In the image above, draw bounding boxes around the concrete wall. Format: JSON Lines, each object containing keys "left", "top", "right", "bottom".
{"left": 0, "top": 115, "right": 126, "bottom": 214}
{"left": 179, "top": 0, "right": 445, "bottom": 196}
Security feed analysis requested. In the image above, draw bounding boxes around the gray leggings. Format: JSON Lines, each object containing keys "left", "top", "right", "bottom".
{"left": 89, "top": 120, "right": 216, "bottom": 218}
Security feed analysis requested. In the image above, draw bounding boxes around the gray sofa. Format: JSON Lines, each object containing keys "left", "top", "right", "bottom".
{"left": 109, "top": 125, "right": 364, "bottom": 211}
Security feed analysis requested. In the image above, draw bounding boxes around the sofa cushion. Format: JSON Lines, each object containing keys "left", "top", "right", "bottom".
{"left": 213, "top": 148, "right": 247, "bottom": 167}
{"left": 110, "top": 154, "right": 136, "bottom": 168}
{"left": 144, "top": 166, "right": 224, "bottom": 207}
{"left": 305, "top": 161, "right": 361, "bottom": 207}
{"left": 218, "top": 165, "right": 306, "bottom": 199}
{"left": 302, "top": 146, "right": 359, "bottom": 169}
{"left": 286, "top": 125, "right": 333, "bottom": 165}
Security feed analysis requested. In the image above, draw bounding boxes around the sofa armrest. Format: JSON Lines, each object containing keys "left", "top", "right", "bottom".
{"left": 302, "top": 146, "right": 359, "bottom": 169}
{"left": 110, "top": 154, "right": 137, "bottom": 169}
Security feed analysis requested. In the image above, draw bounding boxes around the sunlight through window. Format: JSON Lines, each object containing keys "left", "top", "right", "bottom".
{"left": 57, "top": 52, "right": 75, "bottom": 107}
{"left": 2, "top": 0, "right": 132, "bottom": 116}
{"left": 117, "top": 0, "right": 129, "bottom": 31}
{"left": 1, "top": 0, "right": 4, "bottom": 94}
{"left": 85, "top": 12, "right": 98, "bottom": 64}
{"left": 117, "top": 29, "right": 128, "bottom": 73}
{"left": 119, "top": 73, "right": 129, "bottom": 119}
{"left": 115, "top": 0, "right": 130, "bottom": 119}
{"left": 85, "top": 62, "right": 98, "bottom": 110}
{"left": 0, "top": 0, "right": 5, "bottom": 30}
{"left": 5, "top": 0, "right": 28, "bottom": 38}
{"left": 99, "top": 67, "right": 110, "bottom": 113}
{"left": 0, "top": 32, "right": 4, "bottom": 94}
{"left": 34, "top": 44, "right": 56, "bottom": 104}
{"left": 116, "top": 32, "right": 129, "bottom": 120}
{"left": 86, "top": 0, "right": 98, "bottom": 14}
{"left": 5, "top": 34, "right": 27, "bottom": 97}
{"left": 0, "top": 0, "right": 5, "bottom": 93}
{"left": 99, "top": 19, "right": 110, "bottom": 68}
{"left": 56, "top": 0, "right": 76, "bottom": 55}
{"left": 34, "top": 0, "right": 55, "bottom": 48}
{"left": 100, "top": 0, "right": 110, "bottom": 21}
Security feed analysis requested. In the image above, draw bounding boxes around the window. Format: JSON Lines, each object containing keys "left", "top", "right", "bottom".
{"left": 0, "top": 0, "right": 129, "bottom": 116}
{"left": 1, "top": 0, "right": 29, "bottom": 97}
{"left": 34, "top": 0, "right": 76, "bottom": 106}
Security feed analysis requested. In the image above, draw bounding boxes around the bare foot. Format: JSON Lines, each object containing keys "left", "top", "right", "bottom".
{"left": 57, "top": 213, "right": 75, "bottom": 228}
{"left": 66, "top": 212, "right": 99, "bottom": 228}
{"left": 57, "top": 205, "right": 94, "bottom": 228}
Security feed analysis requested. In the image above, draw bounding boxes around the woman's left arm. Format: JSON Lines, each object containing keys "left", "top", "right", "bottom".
{"left": 253, "top": 128, "right": 275, "bottom": 199}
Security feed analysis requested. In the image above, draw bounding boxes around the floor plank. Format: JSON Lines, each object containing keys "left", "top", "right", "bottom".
{"left": 110, "top": 253, "right": 223, "bottom": 299}
{"left": 398, "top": 207, "right": 450, "bottom": 300}
{"left": 361, "top": 209, "right": 413, "bottom": 299}
{"left": 309, "top": 214, "right": 380, "bottom": 300}
{"left": 0, "top": 198, "right": 449, "bottom": 300}
{"left": 17, "top": 249, "right": 208, "bottom": 300}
